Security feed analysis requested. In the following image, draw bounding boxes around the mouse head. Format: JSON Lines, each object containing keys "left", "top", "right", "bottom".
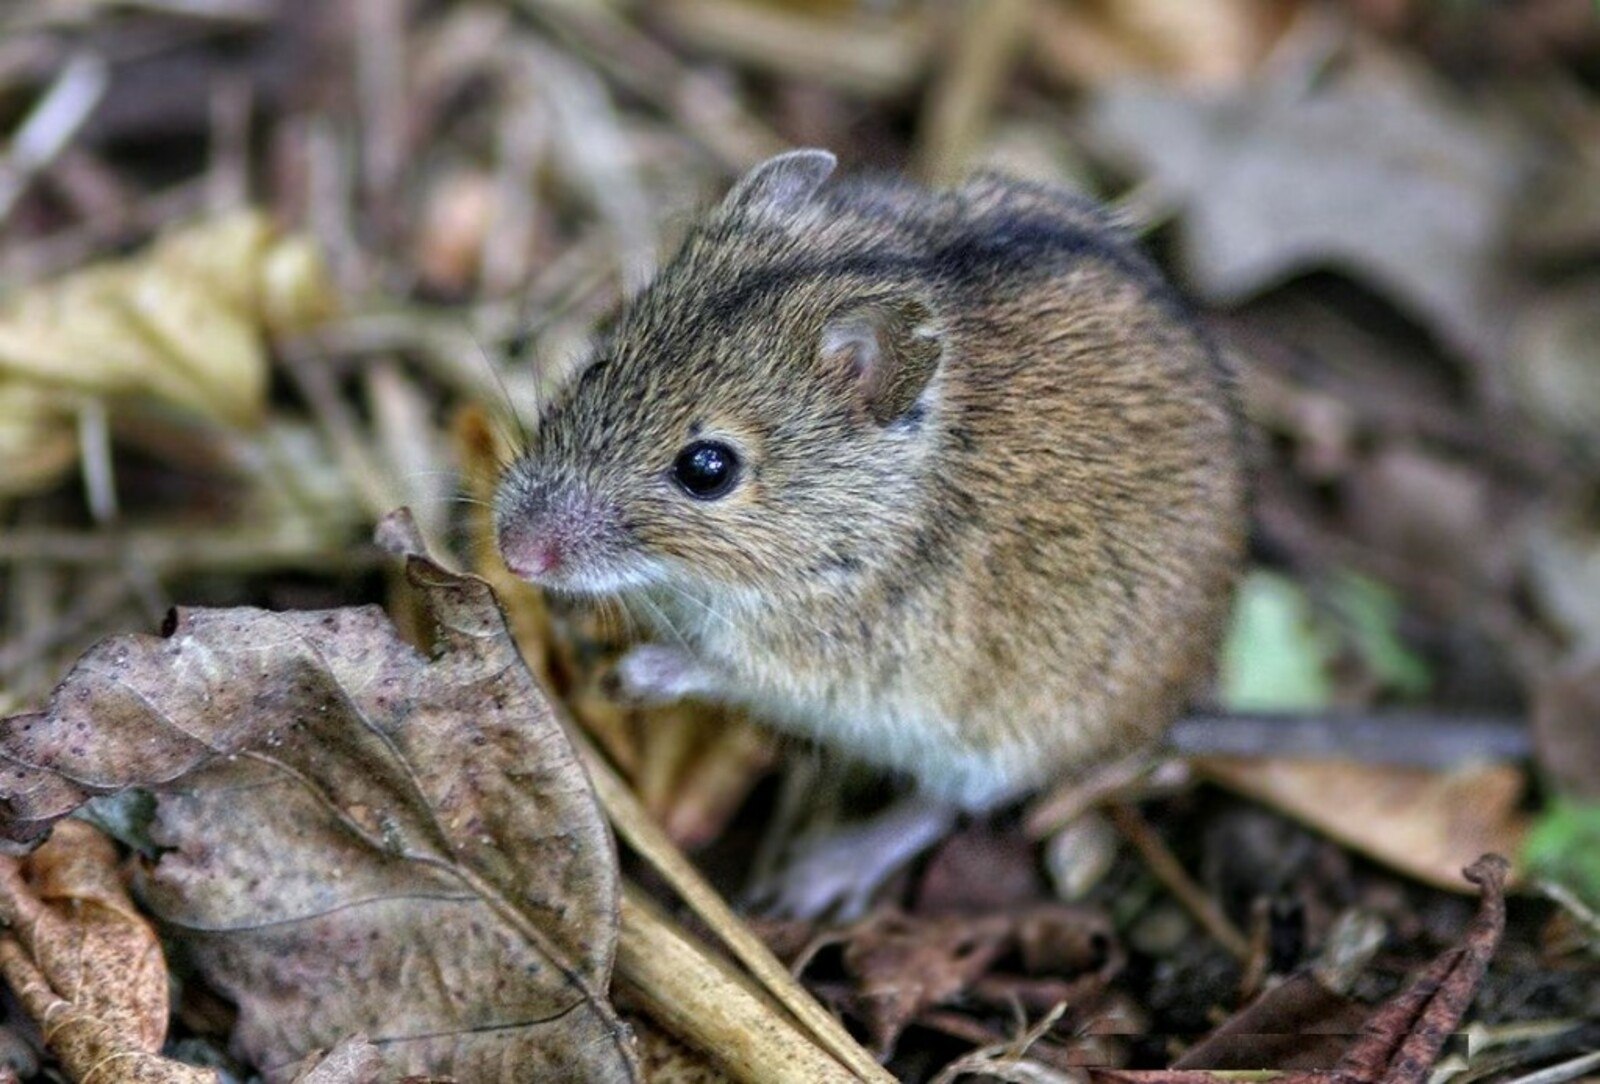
{"left": 494, "top": 150, "right": 946, "bottom": 604}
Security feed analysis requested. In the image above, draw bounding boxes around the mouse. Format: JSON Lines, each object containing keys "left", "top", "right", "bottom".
{"left": 494, "top": 149, "right": 1247, "bottom": 910}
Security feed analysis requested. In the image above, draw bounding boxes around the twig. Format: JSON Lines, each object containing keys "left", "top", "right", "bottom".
{"left": 0, "top": 51, "right": 109, "bottom": 224}
{"left": 1107, "top": 801, "right": 1252, "bottom": 962}
{"left": 0, "top": 574, "right": 137, "bottom": 680}
{"left": 279, "top": 345, "right": 403, "bottom": 522}
{"left": 572, "top": 726, "right": 898, "bottom": 1084}
{"left": 616, "top": 885, "right": 861, "bottom": 1084}
{"left": 655, "top": 0, "right": 933, "bottom": 98}
{"left": 0, "top": 525, "right": 376, "bottom": 575}
{"left": 912, "top": 0, "right": 1030, "bottom": 184}
{"left": 356, "top": 0, "right": 408, "bottom": 217}
{"left": 510, "top": 0, "right": 787, "bottom": 170}
{"left": 1536, "top": 879, "right": 1600, "bottom": 942}
{"left": 1502, "top": 1051, "right": 1600, "bottom": 1084}
{"left": 1165, "top": 711, "right": 1532, "bottom": 769}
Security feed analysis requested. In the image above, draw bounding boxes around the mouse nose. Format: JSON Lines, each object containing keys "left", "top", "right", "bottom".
{"left": 498, "top": 521, "right": 564, "bottom": 580}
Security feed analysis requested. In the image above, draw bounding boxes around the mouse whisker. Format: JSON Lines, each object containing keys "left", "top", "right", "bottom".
{"left": 464, "top": 322, "right": 531, "bottom": 457}
{"left": 651, "top": 580, "right": 735, "bottom": 636}
{"left": 630, "top": 589, "right": 693, "bottom": 655}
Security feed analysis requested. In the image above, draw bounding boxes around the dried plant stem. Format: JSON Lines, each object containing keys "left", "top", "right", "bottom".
{"left": 0, "top": 51, "right": 108, "bottom": 224}
{"left": 1503, "top": 1051, "right": 1600, "bottom": 1084}
{"left": 913, "top": 0, "right": 1029, "bottom": 184}
{"left": 574, "top": 728, "right": 896, "bottom": 1084}
{"left": 0, "top": 525, "right": 374, "bottom": 574}
{"left": 511, "top": 0, "right": 786, "bottom": 169}
{"left": 617, "top": 884, "right": 860, "bottom": 1084}
{"left": 1107, "top": 801, "right": 1252, "bottom": 961}
{"left": 279, "top": 346, "right": 403, "bottom": 521}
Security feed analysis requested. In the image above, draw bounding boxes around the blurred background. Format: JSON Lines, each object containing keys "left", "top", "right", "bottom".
{"left": 0, "top": 0, "right": 1598, "bottom": 1075}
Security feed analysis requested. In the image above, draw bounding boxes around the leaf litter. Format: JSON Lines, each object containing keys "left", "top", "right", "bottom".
{"left": 0, "top": 511, "right": 638, "bottom": 1082}
{"left": 0, "top": 819, "right": 211, "bottom": 1083}
{"left": 1, "top": 0, "right": 1599, "bottom": 1079}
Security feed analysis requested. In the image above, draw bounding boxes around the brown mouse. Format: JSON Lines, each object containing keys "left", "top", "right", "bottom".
{"left": 495, "top": 149, "right": 1246, "bottom": 826}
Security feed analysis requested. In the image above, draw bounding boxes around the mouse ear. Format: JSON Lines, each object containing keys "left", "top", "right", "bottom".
{"left": 722, "top": 149, "right": 837, "bottom": 219}
{"left": 820, "top": 296, "right": 943, "bottom": 425}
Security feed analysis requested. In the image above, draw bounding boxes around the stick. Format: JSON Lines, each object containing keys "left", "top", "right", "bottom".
{"left": 575, "top": 728, "right": 897, "bottom": 1084}
{"left": 616, "top": 884, "right": 862, "bottom": 1084}
{"left": 1107, "top": 801, "right": 1251, "bottom": 962}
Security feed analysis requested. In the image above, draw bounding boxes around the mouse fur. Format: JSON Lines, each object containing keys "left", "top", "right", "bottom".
{"left": 495, "top": 150, "right": 1247, "bottom": 810}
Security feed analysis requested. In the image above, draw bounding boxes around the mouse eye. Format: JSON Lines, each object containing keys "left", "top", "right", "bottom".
{"left": 672, "top": 440, "right": 740, "bottom": 500}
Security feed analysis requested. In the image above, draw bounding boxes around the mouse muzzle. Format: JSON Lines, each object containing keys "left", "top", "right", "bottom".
{"left": 494, "top": 473, "right": 629, "bottom": 593}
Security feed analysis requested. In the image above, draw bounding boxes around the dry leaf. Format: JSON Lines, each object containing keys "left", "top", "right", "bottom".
{"left": 288, "top": 1036, "right": 385, "bottom": 1084}
{"left": 837, "top": 909, "right": 1014, "bottom": 1057}
{"left": 1508, "top": 279, "right": 1600, "bottom": 458}
{"left": 1194, "top": 758, "right": 1528, "bottom": 891}
{"left": 0, "top": 512, "right": 639, "bottom": 1082}
{"left": 1031, "top": 0, "right": 1292, "bottom": 90}
{"left": 0, "top": 211, "right": 335, "bottom": 497}
{"left": 1090, "top": 856, "right": 1510, "bottom": 1084}
{"left": 0, "top": 819, "right": 213, "bottom": 1083}
{"left": 1332, "top": 856, "right": 1510, "bottom": 1084}
{"left": 1083, "top": 34, "right": 1531, "bottom": 371}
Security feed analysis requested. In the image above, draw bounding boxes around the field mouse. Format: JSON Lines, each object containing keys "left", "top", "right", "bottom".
{"left": 495, "top": 150, "right": 1246, "bottom": 897}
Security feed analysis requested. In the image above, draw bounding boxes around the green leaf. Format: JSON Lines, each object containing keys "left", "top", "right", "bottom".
{"left": 1221, "top": 571, "right": 1335, "bottom": 711}
{"left": 1523, "top": 799, "right": 1600, "bottom": 912}
{"left": 1330, "top": 572, "right": 1432, "bottom": 699}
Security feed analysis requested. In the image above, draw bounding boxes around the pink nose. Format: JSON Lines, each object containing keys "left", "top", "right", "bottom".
{"left": 499, "top": 527, "right": 563, "bottom": 580}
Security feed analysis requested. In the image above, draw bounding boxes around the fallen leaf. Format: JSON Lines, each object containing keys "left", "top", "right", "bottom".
{"left": 1172, "top": 971, "right": 1368, "bottom": 1069}
{"left": 1091, "top": 855, "right": 1510, "bottom": 1083}
{"left": 0, "top": 212, "right": 335, "bottom": 497}
{"left": 1333, "top": 856, "right": 1509, "bottom": 1084}
{"left": 287, "top": 1036, "right": 384, "bottom": 1084}
{"left": 1220, "top": 571, "right": 1335, "bottom": 711}
{"left": 1508, "top": 279, "right": 1600, "bottom": 459}
{"left": 0, "top": 511, "right": 639, "bottom": 1082}
{"left": 1530, "top": 654, "right": 1600, "bottom": 801}
{"left": 1082, "top": 32, "right": 1532, "bottom": 370}
{"left": 0, "top": 819, "right": 210, "bottom": 1083}
{"left": 836, "top": 909, "right": 1015, "bottom": 1057}
{"left": 1195, "top": 758, "right": 1528, "bottom": 892}
{"left": 802, "top": 901, "right": 1121, "bottom": 1060}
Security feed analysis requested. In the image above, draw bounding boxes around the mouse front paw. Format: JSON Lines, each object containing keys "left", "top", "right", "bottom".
{"left": 611, "top": 644, "right": 722, "bottom": 705}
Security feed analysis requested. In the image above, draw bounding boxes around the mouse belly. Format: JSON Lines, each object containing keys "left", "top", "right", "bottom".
{"left": 735, "top": 682, "right": 1050, "bottom": 811}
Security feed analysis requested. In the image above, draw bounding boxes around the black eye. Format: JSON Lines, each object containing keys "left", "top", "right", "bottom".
{"left": 672, "top": 441, "right": 740, "bottom": 500}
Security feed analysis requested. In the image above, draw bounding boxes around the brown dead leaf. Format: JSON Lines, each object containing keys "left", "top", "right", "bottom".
{"left": 288, "top": 1036, "right": 384, "bottom": 1084}
{"left": 1172, "top": 971, "right": 1368, "bottom": 1070}
{"left": 1030, "top": 0, "right": 1293, "bottom": 90}
{"left": 1093, "top": 856, "right": 1509, "bottom": 1083}
{"left": 1333, "top": 855, "right": 1510, "bottom": 1084}
{"left": 1083, "top": 31, "right": 1532, "bottom": 372}
{"left": 834, "top": 909, "right": 1015, "bottom": 1058}
{"left": 1193, "top": 758, "right": 1528, "bottom": 892}
{"left": 0, "top": 511, "right": 639, "bottom": 1082}
{"left": 0, "top": 212, "right": 334, "bottom": 497}
{"left": 1531, "top": 654, "right": 1600, "bottom": 801}
{"left": 455, "top": 404, "right": 775, "bottom": 849}
{"left": 0, "top": 820, "right": 213, "bottom": 1083}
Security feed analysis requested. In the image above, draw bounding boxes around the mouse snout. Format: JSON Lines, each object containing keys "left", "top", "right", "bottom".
{"left": 495, "top": 475, "right": 622, "bottom": 588}
{"left": 500, "top": 525, "right": 564, "bottom": 579}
